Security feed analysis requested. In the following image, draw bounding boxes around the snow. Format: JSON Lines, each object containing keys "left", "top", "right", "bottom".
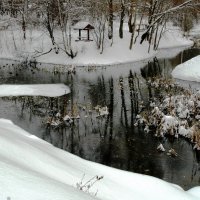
{"left": 157, "top": 143, "right": 165, "bottom": 152}
{"left": 0, "top": 19, "right": 198, "bottom": 200}
{"left": 136, "top": 79, "right": 200, "bottom": 148}
{"left": 0, "top": 118, "right": 200, "bottom": 200}
{"left": 0, "top": 84, "right": 70, "bottom": 97}
{"left": 189, "top": 22, "right": 200, "bottom": 38}
{"left": 74, "top": 21, "right": 93, "bottom": 29}
{"left": 0, "top": 22, "right": 193, "bottom": 67}
{"left": 158, "top": 24, "right": 193, "bottom": 49}
{"left": 178, "top": 126, "right": 190, "bottom": 137}
{"left": 172, "top": 55, "right": 200, "bottom": 82}
{"left": 187, "top": 187, "right": 200, "bottom": 199}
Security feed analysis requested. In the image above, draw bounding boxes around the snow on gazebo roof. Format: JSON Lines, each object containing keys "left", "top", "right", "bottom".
{"left": 74, "top": 21, "right": 94, "bottom": 30}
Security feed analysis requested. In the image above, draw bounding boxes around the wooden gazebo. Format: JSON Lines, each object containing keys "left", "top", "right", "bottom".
{"left": 74, "top": 22, "right": 95, "bottom": 41}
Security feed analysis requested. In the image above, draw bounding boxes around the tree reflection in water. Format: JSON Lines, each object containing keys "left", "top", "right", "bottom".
{"left": 0, "top": 48, "right": 200, "bottom": 189}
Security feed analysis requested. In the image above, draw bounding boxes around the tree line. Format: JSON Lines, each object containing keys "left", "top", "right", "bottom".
{"left": 0, "top": 0, "right": 199, "bottom": 58}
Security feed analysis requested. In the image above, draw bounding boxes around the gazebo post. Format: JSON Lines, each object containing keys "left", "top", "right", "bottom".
{"left": 79, "top": 29, "right": 81, "bottom": 40}
{"left": 87, "top": 29, "right": 90, "bottom": 41}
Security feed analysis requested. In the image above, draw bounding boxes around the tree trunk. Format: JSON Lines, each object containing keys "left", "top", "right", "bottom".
{"left": 22, "top": 14, "right": 26, "bottom": 40}
{"left": 128, "top": 2, "right": 134, "bottom": 33}
{"left": 119, "top": 0, "right": 125, "bottom": 38}
{"left": 129, "top": 1, "right": 138, "bottom": 50}
{"left": 46, "top": 4, "right": 55, "bottom": 45}
{"left": 108, "top": 0, "right": 113, "bottom": 40}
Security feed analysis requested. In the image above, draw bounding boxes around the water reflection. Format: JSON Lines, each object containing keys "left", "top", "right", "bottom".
{"left": 0, "top": 48, "right": 200, "bottom": 189}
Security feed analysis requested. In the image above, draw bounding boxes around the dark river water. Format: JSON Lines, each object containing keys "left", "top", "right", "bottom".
{"left": 0, "top": 47, "right": 200, "bottom": 189}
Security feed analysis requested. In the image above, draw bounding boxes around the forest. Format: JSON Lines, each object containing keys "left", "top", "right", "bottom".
{"left": 0, "top": 0, "right": 199, "bottom": 58}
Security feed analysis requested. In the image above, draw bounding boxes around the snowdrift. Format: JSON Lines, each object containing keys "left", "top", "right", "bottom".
{"left": 0, "top": 119, "right": 199, "bottom": 200}
{"left": 0, "top": 84, "right": 70, "bottom": 97}
{"left": 172, "top": 55, "right": 200, "bottom": 82}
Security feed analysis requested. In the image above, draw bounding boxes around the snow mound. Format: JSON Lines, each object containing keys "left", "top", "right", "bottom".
{"left": 187, "top": 187, "right": 200, "bottom": 199}
{"left": 0, "top": 118, "right": 200, "bottom": 200}
{"left": 172, "top": 55, "right": 200, "bottom": 82}
{"left": 0, "top": 84, "right": 70, "bottom": 97}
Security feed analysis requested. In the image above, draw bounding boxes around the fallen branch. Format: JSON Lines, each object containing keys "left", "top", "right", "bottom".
{"left": 33, "top": 48, "right": 53, "bottom": 58}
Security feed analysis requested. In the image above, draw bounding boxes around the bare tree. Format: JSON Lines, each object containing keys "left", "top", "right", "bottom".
{"left": 138, "top": 0, "right": 199, "bottom": 50}
{"left": 57, "top": 0, "right": 77, "bottom": 58}
{"left": 119, "top": 0, "right": 125, "bottom": 38}
{"left": 129, "top": 0, "right": 139, "bottom": 49}
{"left": 91, "top": 1, "right": 107, "bottom": 53}
{"left": 108, "top": 0, "right": 113, "bottom": 39}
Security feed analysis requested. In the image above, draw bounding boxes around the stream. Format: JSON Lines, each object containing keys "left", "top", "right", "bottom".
{"left": 0, "top": 47, "right": 200, "bottom": 189}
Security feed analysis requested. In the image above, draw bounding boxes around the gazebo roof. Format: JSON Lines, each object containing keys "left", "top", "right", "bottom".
{"left": 74, "top": 22, "right": 94, "bottom": 30}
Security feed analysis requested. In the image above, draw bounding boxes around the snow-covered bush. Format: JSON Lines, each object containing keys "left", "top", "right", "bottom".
{"left": 136, "top": 78, "right": 200, "bottom": 150}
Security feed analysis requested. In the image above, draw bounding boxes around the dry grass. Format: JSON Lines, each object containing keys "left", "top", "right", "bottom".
{"left": 191, "top": 124, "right": 200, "bottom": 149}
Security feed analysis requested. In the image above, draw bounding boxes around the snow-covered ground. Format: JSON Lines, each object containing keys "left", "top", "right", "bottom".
{"left": 0, "top": 22, "right": 193, "bottom": 66}
{"left": 0, "top": 118, "right": 200, "bottom": 200}
{"left": 189, "top": 22, "right": 200, "bottom": 38}
{"left": 0, "top": 84, "right": 70, "bottom": 97}
{"left": 0, "top": 19, "right": 199, "bottom": 200}
{"left": 158, "top": 23, "right": 193, "bottom": 49}
{"left": 172, "top": 55, "right": 200, "bottom": 82}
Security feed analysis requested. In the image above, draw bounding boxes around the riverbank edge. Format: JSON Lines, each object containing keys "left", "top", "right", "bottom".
{"left": 0, "top": 43, "right": 194, "bottom": 71}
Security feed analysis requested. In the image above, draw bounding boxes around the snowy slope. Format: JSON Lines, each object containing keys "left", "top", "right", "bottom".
{"left": 158, "top": 24, "right": 193, "bottom": 49}
{"left": 0, "top": 22, "right": 193, "bottom": 66}
{"left": 0, "top": 118, "right": 199, "bottom": 200}
{"left": 172, "top": 55, "right": 200, "bottom": 82}
{"left": 0, "top": 84, "right": 70, "bottom": 97}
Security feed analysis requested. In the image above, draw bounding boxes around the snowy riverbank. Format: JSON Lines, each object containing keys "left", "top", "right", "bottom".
{"left": 0, "top": 118, "right": 200, "bottom": 200}
{"left": 0, "top": 22, "right": 193, "bottom": 66}
{"left": 172, "top": 55, "right": 200, "bottom": 83}
{"left": 0, "top": 84, "right": 70, "bottom": 97}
